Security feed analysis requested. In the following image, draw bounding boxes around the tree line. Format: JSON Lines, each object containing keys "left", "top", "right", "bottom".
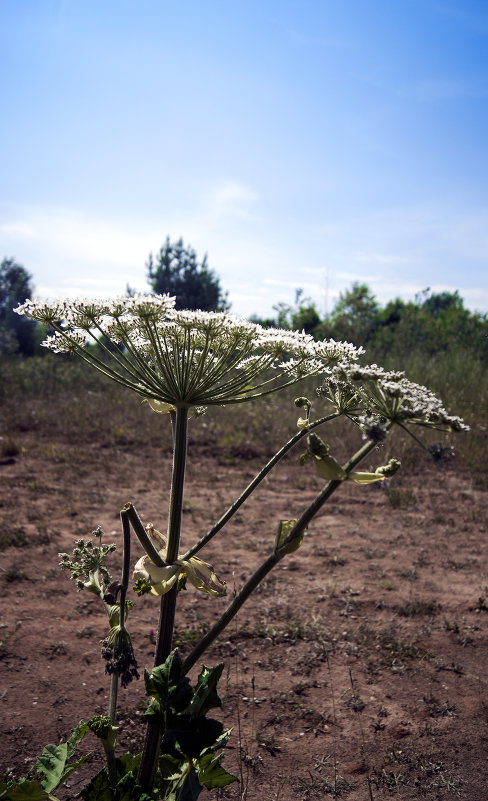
{"left": 253, "top": 283, "right": 488, "bottom": 366}
{"left": 1, "top": 239, "right": 486, "bottom": 366}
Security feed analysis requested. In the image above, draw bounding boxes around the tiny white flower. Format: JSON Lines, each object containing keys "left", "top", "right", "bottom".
{"left": 319, "top": 364, "right": 468, "bottom": 433}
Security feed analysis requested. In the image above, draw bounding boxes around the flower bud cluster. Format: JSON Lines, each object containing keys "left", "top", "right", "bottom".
{"left": 101, "top": 626, "right": 139, "bottom": 687}
{"left": 59, "top": 532, "right": 116, "bottom": 594}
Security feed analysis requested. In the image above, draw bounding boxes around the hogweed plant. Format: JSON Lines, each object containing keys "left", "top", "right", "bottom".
{"left": 3, "top": 295, "right": 467, "bottom": 801}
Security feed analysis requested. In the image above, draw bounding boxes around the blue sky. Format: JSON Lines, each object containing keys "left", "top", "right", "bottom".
{"left": 1, "top": 0, "right": 487, "bottom": 318}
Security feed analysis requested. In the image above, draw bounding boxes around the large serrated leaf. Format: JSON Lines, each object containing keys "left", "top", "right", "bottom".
{"left": 145, "top": 650, "right": 182, "bottom": 703}
{"left": 196, "top": 753, "right": 238, "bottom": 789}
{"left": 143, "top": 698, "right": 163, "bottom": 726}
{"left": 0, "top": 780, "right": 49, "bottom": 800}
{"left": 36, "top": 739, "right": 89, "bottom": 795}
{"left": 170, "top": 769, "right": 202, "bottom": 801}
{"left": 36, "top": 744, "right": 68, "bottom": 793}
{"left": 158, "top": 754, "right": 185, "bottom": 782}
{"left": 198, "top": 729, "right": 232, "bottom": 758}
{"left": 114, "top": 772, "right": 155, "bottom": 801}
{"left": 189, "top": 664, "right": 224, "bottom": 717}
{"left": 161, "top": 716, "right": 223, "bottom": 759}
{"left": 66, "top": 721, "right": 91, "bottom": 759}
{"left": 115, "top": 753, "right": 141, "bottom": 778}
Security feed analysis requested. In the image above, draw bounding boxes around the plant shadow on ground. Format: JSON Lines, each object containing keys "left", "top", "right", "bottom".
{"left": 1, "top": 359, "right": 487, "bottom": 799}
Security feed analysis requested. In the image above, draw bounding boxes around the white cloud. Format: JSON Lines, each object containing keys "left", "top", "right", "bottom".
{"left": 0, "top": 221, "right": 35, "bottom": 239}
{"left": 1, "top": 193, "right": 487, "bottom": 317}
{"left": 353, "top": 251, "right": 412, "bottom": 265}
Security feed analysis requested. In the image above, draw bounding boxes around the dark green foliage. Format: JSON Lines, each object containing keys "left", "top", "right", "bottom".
{"left": 262, "top": 283, "right": 487, "bottom": 369}
{"left": 0, "top": 258, "right": 39, "bottom": 356}
{"left": 372, "top": 288, "right": 488, "bottom": 364}
{"left": 143, "top": 651, "right": 237, "bottom": 799}
{"left": 0, "top": 779, "right": 49, "bottom": 799}
{"left": 317, "top": 282, "right": 379, "bottom": 345}
{"left": 267, "top": 289, "right": 321, "bottom": 335}
{"left": 80, "top": 754, "right": 153, "bottom": 801}
{"left": 147, "top": 238, "right": 230, "bottom": 312}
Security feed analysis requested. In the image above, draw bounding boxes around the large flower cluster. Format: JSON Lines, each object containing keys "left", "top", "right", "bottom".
{"left": 15, "top": 295, "right": 362, "bottom": 407}
{"left": 319, "top": 364, "right": 468, "bottom": 433}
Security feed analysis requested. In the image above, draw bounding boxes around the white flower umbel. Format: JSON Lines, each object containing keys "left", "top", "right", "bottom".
{"left": 15, "top": 296, "right": 363, "bottom": 407}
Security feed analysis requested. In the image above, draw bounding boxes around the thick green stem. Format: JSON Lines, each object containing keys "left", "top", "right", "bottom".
{"left": 182, "top": 552, "right": 281, "bottom": 675}
{"left": 104, "top": 509, "right": 133, "bottom": 785}
{"left": 108, "top": 673, "right": 118, "bottom": 725}
{"left": 182, "top": 435, "right": 383, "bottom": 675}
{"left": 105, "top": 740, "right": 118, "bottom": 787}
{"left": 181, "top": 412, "right": 340, "bottom": 562}
{"left": 119, "top": 508, "right": 131, "bottom": 630}
{"left": 138, "top": 407, "right": 189, "bottom": 791}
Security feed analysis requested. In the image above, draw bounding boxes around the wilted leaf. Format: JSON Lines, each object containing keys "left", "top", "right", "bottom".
{"left": 313, "top": 454, "right": 347, "bottom": 481}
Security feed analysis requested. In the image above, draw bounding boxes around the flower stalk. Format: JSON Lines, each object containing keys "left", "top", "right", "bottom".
{"left": 137, "top": 406, "right": 188, "bottom": 790}
{"left": 181, "top": 411, "right": 341, "bottom": 562}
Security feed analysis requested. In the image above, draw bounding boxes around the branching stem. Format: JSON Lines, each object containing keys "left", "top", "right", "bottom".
{"left": 182, "top": 434, "right": 385, "bottom": 675}
{"left": 181, "top": 412, "right": 341, "bottom": 561}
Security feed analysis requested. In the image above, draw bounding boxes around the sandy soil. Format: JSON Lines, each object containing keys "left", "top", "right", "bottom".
{"left": 1, "top": 425, "right": 488, "bottom": 800}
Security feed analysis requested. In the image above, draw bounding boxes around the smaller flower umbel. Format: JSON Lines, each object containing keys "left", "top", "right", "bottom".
{"left": 319, "top": 364, "right": 468, "bottom": 434}
{"left": 133, "top": 524, "right": 226, "bottom": 598}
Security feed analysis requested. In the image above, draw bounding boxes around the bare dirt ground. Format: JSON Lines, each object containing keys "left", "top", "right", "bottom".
{"left": 1, "top": 421, "right": 488, "bottom": 800}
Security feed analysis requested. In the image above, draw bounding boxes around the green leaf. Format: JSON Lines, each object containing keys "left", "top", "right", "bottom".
{"left": 198, "top": 729, "right": 232, "bottom": 758}
{"left": 115, "top": 772, "right": 155, "bottom": 801}
{"left": 79, "top": 769, "right": 113, "bottom": 801}
{"left": 143, "top": 698, "right": 163, "bottom": 726}
{"left": 66, "top": 721, "right": 91, "bottom": 760}
{"left": 347, "top": 470, "right": 386, "bottom": 484}
{"left": 79, "top": 763, "right": 153, "bottom": 801}
{"left": 52, "top": 755, "right": 89, "bottom": 790}
{"left": 158, "top": 754, "right": 184, "bottom": 782}
{"left": 0, "top": 780, "right": 49, "bottom": 800}
{"left": 313, "top": 454, "right": 347, "bottom": 481}
{"left": 170, "top": 769, "right": 202, "bottom": 801}
{"left": 115, "top": 753, "right": 141, "bottom": 777}
{"left": 196, "top": 753, "right": 238, "bottom": 789}
{"left": 36, "top": 723, "right": 90, "bottom": 793}
{"left": 36, "top": 744, "right": 68, "bottom": 793}
{"left": 161, "top": 716, "right": 224, "bottom": 759}
{"left": 275, "top": 520, "right": 302, "bottom": 556}
{"left": 189, "top": 664, "right": 224, "bottom": 717}
{"left": 144, "top": 650, "right": 181, "bottom": 704}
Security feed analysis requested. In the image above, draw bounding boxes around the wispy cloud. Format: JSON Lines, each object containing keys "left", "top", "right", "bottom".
{"left": 1, "top": 190, "right": 487, "bottom": 317}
